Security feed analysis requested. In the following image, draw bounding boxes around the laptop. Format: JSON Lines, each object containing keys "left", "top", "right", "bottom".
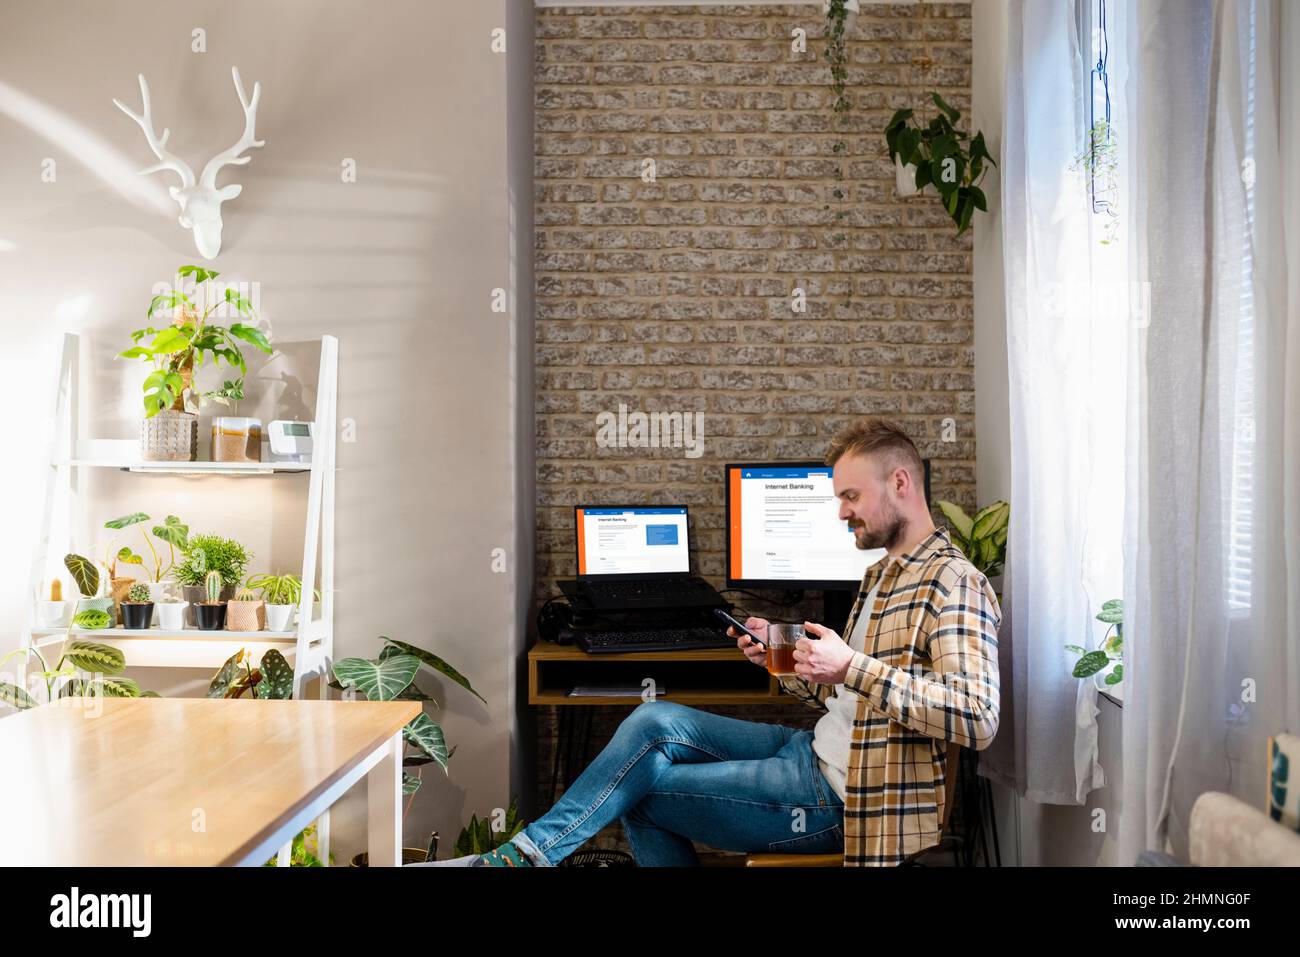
{"left": 574, "top": 505, "right": 724, "bottom": 610}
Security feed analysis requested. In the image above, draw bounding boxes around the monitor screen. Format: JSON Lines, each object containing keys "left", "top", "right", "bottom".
{"left": 575, "top": 506, "right": 691, "bottom": 578}
{"left": 725, "top": 463, "right": 889, "bottom": 589}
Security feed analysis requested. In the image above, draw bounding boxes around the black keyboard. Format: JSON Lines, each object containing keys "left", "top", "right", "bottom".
{"left": 574, "top": 626, "right": 736, "bottom": 654}
{"left": 580, "top": 577, "right": 719, "bottom": 606}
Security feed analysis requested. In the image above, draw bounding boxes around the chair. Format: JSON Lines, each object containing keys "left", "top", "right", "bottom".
{"left": 744, "top": 741, "right": 960, "bottom": 867}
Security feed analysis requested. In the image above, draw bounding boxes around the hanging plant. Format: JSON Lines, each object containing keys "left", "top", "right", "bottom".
{"left": 884, "top": 92, "right": 996, "bottom": 234}
{"left": 1070, "top": 118, "right": 1119, "bottom": 244}
{"left": 823, "top": 0, "right": 853, "bottom": 305}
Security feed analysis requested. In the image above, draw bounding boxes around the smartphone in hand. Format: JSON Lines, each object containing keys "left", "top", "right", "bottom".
{"left": 713, "top": 608, "right": 767, "bottom": 649}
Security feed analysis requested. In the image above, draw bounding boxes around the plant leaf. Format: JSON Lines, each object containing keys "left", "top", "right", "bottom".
{"left": 0, "top": 682, "right": 37, "bottom": 710}
{"left": 228, "top": 323, "right": 272, "bottom": 355}
{"left": 402, "top": 713, "right": 450, "bottom": 771}
{"left": 380, "top": 637, "right": 487, "bottom": 706}
{"left": 64, "top": 640, "right": 125, "bottom": 674}
{"left": 254, "top": 649, "right": 294, "bottom": 700}
{"left": 402, "top": 773, "right": 422, "bottom": 795}
{"left": 208, "top": 651, "right": 244, "bottom": 698}
{"left": 64, "top": 553, "right": 99, "bottom": 598}
{"left": 1072, "top": 650, "right": 1111, "bottom": 678}
{"left": 332, "top": 654, "right": 419, "bottom": 702}
{"left": 971, "top": 500, "right": 1010, "bottom": 540}
{"left": 936, "top": 500, "right": 974, "bottom": 540}
{"left": 72, "top": 609, "right": 112, "bottom": 631}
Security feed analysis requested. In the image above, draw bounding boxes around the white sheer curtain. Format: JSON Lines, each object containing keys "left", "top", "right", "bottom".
{"left": 1119, "top": 0, "right": 1300, "bottom": 862}
{"left": 991, "top": 0, "right": 1127, "bottom": 804}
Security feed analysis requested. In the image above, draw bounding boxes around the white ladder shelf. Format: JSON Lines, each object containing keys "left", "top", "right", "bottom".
{"left": 22, "top": 332, "right": 339, "bottom": 866}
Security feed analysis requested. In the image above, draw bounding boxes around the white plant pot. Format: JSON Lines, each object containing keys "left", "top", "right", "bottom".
{"left": 265, "top": 603, "right": 295, "bottom": 632}
{"left": 157, "top": 601, "right": 188, "bottom": 631}
{"left": 37, "top": 600, "right": 71, "bottom": 628}
{"left": 145, "top": 580, "right": 174, "bottom": 625}
{"left": 895, "top": 157, "right": 926, "bottom": 197}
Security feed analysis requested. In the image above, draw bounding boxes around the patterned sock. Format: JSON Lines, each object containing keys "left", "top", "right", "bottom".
{"left": 471, "top": 839, "right": 535, "bottom": 867}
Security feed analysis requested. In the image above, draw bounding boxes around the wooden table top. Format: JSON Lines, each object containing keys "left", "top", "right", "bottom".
{"left": 0, "top": 697, "right": 420, "bottom": 866}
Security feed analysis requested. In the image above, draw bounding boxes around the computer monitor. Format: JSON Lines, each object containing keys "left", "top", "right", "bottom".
{"left": 574, "top": 506, "right": 691, "bottom": 579}
{"left": 724, "top": 460, "right": 931, "bottom": 590}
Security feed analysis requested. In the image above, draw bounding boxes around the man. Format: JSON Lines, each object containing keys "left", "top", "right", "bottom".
{"left": 421, "top": 417, "right": 1001, "bottom": 867}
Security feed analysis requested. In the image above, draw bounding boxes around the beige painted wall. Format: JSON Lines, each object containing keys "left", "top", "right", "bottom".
{"left": 0, "top": 0, "right": 533, "bottom": 860}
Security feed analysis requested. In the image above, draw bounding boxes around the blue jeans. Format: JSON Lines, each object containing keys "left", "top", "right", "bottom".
{"left": 513, "top": 700, "right": 845, "bottom": 866}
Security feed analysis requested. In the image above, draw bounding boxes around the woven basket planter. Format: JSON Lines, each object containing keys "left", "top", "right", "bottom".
{"left": 226, "top": 594, "right": 266, "bottom": 632}
{"left": 141, "top": 410, "right": 198, "bottom": 462}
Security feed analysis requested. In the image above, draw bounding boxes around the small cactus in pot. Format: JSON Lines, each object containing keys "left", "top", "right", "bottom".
{"left": 226, "top": 587, "right": 265, "bottom": 632}
{"left": 120, "top": 580, "right": 155, "bottom": 629}
{"left": 195, "top": 570, "right": 228, "bottom": 631}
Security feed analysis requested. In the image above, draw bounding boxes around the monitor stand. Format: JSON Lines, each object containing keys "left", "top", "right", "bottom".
{"left": 822, "top": 588, "right": 856, "bottom": 636}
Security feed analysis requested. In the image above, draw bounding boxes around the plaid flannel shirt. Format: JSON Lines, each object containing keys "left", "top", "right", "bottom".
{"left": 778, "top": 525, "right": 1001, "bottom": 866}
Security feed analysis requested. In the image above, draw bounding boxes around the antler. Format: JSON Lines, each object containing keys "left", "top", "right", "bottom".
{"left": 112, "top": 73, "right": 196, "bottom": 189}
{"left": 199, "top": 67, "right": 265, "bottom": 190}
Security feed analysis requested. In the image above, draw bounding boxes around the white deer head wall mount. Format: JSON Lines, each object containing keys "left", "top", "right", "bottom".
{"left": 114, "top": 67, "right": 264, "bottom": 260}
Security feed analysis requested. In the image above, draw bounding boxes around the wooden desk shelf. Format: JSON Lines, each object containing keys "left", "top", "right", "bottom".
{"left": 527, "top": 641, "right": 791, "bottom": 706}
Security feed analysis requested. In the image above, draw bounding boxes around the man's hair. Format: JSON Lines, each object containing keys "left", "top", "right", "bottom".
{"left": 825, "top": 417, "right": 926, "bottom": 496}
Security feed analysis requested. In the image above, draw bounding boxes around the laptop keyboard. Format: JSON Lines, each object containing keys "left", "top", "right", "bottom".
{"left": 575, "top": 626, "right": 736, "bottom": 654}
{"left": 581, "top": 577, "right": 713, "bottom": 603}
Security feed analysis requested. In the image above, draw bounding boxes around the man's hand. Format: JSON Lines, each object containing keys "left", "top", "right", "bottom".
{"left": 728, "top": 616, "right": 769, "bottom": 667}
{"left": 794, "top": 621, "right": 855, "bottom": 684}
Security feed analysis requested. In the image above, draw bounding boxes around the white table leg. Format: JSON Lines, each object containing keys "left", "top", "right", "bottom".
{"left": 276, "top": 841, "right": 291, "bottom": 867}
{"left": 367, "top": 731, "right": 403, "bottom": 866}
{"left": 318, "top": 808, "right": 331, "bottom": 867}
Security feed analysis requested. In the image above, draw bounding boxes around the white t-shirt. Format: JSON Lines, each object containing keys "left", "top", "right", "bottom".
{"left": 811, "top": 580, "right": 881, "bottom": 803}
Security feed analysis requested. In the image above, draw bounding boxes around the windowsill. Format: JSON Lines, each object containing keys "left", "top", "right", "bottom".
{"left": 1099, "top": 687, "right": 1123, "bottom": 709}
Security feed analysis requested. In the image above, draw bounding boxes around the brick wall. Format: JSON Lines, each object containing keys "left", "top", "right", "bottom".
{"left": 530, "top": 2, "right": 976, "bottom": 851}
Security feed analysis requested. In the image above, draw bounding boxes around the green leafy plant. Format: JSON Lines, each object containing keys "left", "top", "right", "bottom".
{"left": 1067, "top": 599, "right": 1124, "bottom": 687}
{"left": 885, "top": 92, "right": 997, "bottom": 234}
{"left": 937, "top": 499, "right": 1009, "bottom": 579}
{"left": 245, "top": 572, "right": 318, "bottom": 606}
{"left": 174, "top": 533, "right": 251, "bottom": 589}
{"left": 262, "top": 824, "right": 332, "bottom": 867}
{"left": 104, "top": 513, "right": 189, "bottom": 583}
{"left": 116, "top": 265, "right": 272, "bottom": 418}
{"left": 127, "top": 583, "right": 151, "bottom": 604}
{"left": 454, "top": 796, "right": 526, "bottom": 856}
{"left": 208, "top": 648, "right": 294, "bottom": 700}
{"left": 1070, "top": 117, "right": 1119, "bottom": 245}
{"left": 0, "top": 611, "right": 156, "bottom": 710}
{"left": 823, "top": 0, "right": 854, "bottom": 303}
{"left": 63, "top": 553, "right": 101, "bottom": 599}
{"left": 331, "top": 637, "right": 484, "bottom": 804}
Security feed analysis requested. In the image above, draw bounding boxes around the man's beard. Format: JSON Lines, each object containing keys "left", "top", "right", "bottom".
{"left": 849, "top": 509, "right": 907, "bottom": 551}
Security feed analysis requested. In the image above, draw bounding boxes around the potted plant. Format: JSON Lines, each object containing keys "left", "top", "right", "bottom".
{"left": 63, "top": 553, "right": 113, "bottom": 620}
{"left": 174, "top": 532, "right": 250, "bottom": 627}
{"left": 208, "top": 647, "right": 294, "bottom": 700}
{"left": 194, "top": 570, "right": 227, "bottom": 631}
{"left": 226, "top": 587, "right": 265, "bottom": 632}
{"left": 332, "top": 636, "right": 484, "bottom": 866}
{"left": 454, "top": 796, "right": 527, "bottom": 857}
{"left": 115, "top": 264, "right": 273, "bottom": 462}
{"left": 244, "top": 572, "right": 317, "bottom": 632}
{"left": 1067, "top": 599, "right": 1124, "bottom": 691}
{"left": 935, "top": 499, "right": 1009, "bottom": 599}
{"left": 120, "top": 582, "right": 154, "bottom": 630}
{"left": 104, "top": 512, "right": 188, "bottom": 624}
{"left": 885, "top": 92, "right": 997, "bottom": 233}
{"left": 36, "top": 578, "right": 71, "bottom": 629}
{"left": 0, "top": 610, "right": 155, "bottom": 710}
{"left": 156, "top": 581, "right": 189, "bottom": 632}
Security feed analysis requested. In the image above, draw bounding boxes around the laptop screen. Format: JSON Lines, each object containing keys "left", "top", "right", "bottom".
{"left": 575, "top": 506, "right": 690, "bottom": 578}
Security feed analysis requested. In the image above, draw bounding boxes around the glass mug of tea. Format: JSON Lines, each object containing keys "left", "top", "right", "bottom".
{"left": 766, "top": 623, "right": 805, "bottom": 676}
